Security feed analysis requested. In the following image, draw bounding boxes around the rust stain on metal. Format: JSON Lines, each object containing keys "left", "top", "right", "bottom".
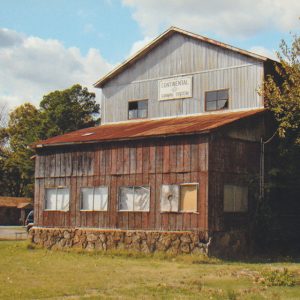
{"left": 32, "top": 109, "right": 265, "bottom": 148}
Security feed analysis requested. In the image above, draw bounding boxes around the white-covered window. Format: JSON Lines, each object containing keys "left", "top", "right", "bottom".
{"left": 161, "top": 184, "right": 198, "bottom": 212}
{"left": 224, "top": 185, "right": 248, "bottom": 212}
{"left": 119, "top": 186, "right": 150, "bottom": 211}
{"left": 80, "top": 187, "right": 108, "bottom": 211}
{"left": 45, "top": 188, "right": 70, "bottom": 211}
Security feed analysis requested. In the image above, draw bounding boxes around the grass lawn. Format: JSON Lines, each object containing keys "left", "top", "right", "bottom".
{"left": 0, "top": 241, "right": 300, "bottom": 299}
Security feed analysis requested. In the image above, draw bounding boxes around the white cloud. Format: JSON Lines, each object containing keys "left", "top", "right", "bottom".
{"left": 129, "top": 36, "right": 153, "bottom": 56}
{"left": 123, "top": 0, "right": 300, "bottom": 38}
{"left": 249, "top": 46, "right": 278, "bottom": 61}
{"left": 0, "top": 28, "right": 112, "bottom": 112}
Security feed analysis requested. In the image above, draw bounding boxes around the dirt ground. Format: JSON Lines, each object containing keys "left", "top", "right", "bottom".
{"left": 0, "top": 226, "right": 27, "bottom": 240}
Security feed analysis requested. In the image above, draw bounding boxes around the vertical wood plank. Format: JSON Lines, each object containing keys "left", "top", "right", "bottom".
{"left": 149, "top": 145, "right": 156, "bottom": 174}
{"left": 111, "top": 145, "right": 118, "bottom": 174}
{"left": 136, "top": 145, "right": 143, "bottom": 174}
{"left": 123, "top": 145, "right": 130, "bottom": 175}
{"left": 129, "top": 147, "right": 136, "bottom": 174}
{"left": 163, "top": 143, "right": 170, "bottom": 173}
{"left": 176, "top": 143, "right": 184, "bottom": 172}
{"left": 169, "top": 143, "right": 177, "bottom": 173}
{"left": 155, "top": 173, "right": 162, "bottom": 229}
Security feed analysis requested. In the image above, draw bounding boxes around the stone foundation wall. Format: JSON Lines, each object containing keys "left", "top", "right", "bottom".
{"left": 29, "top": 228, "right": 210, "bottom": 255}
{"left": 29, "top": 228, "right": 249, "bottom": 257}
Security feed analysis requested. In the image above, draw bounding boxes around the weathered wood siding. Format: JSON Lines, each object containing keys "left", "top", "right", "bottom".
{"left": 34, "top": 135, "right": 209, "bottom": 231}
{"left": 102, "top": 32, "right": 264, "bottom": 123}
{"left": 208, "top": 137, "right": 260, "bottom": 232}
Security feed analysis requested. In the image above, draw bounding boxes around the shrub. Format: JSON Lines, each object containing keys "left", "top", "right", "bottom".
{"left": 256, "top": 268, "right": 296, "bottom": 287}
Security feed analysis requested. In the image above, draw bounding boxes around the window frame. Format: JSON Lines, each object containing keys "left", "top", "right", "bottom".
{"left": 160, "top": 183, "right": 199, "bottom": 213}
{"left": 128, "top": 99, "right": 148, "bottom": 120}
{"left": 80, "top": 186, "right": 109, "bottom": 212}
{"left": 205, "top": 89, "right": 229, "bottom": 112}
{"left": 223, "top": 184, "right": 248, "bottom": 213}
{"left": 118, "top": 185, "right": 150, "bottom": 212}
{"left": 44, "top": 187, "right": 70, "bottom": 212}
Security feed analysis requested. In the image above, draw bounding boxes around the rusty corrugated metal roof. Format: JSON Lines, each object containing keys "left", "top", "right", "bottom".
{"left": 32, "top": 109, "right": 265, "bottom": 149}
{"left": 0, "top": 197, "right": 32, "bottom": 208}
{"left": 94, "top": 27, "right": 271, "bottom": 88}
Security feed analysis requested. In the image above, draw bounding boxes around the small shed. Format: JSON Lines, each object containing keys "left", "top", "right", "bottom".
{"left": 0, "top": 197, "right": 33, "bottom": 225}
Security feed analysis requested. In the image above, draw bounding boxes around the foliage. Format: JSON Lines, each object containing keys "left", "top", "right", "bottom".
{"left": 258, "top": 34, "right": 300, "bottom": 251}
{"left": 262, "top": 34, "right": 300, "bottom": 145}
{"left": 0, "top": 85, "right": 99, "bottom": 197}
{"left": 255, "top": 268, "right": 296, "bottom": 287}
{"left": 39, "top": 84, "right": 99, "bottom": 139}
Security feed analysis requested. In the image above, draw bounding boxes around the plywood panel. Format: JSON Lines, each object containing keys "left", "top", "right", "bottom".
{"left": 180, "top": 184, "right": 197, "bottom": 212}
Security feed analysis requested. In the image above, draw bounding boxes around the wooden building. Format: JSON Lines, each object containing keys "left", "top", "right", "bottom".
{"left": 30, "top": 27, "right": 276, "bottom": 256}
{"left": 0, "top": 197, "right": 33, "bottom": 225}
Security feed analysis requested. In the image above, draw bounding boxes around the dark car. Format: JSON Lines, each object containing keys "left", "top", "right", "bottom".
{"left": 25, "top": 210, "right": 34, "bottom": 231}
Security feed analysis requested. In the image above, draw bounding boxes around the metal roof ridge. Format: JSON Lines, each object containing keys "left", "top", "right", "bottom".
{"left": 94, "top": 26, "right": 271, "bottom": 88}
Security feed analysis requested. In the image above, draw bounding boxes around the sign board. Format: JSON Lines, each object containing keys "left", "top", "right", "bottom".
{"left": 158, "top": 76, "right": 192, "bottom": 101}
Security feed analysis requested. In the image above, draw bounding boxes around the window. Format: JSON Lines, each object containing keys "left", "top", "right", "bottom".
{"left": 81, "top": 187, "right": 108, "bottom": 211}
{"left": 205, "top": 89, "right": 229, "bottom": 111}
{"left": 119, "top": 186, "right": 150, "bottom": 211}
{"left": 224, "top": 185, "right": 248, "bottom": 212}
{"left": 128, "top": 100, "right": 148, "bottom": 119}
{"left": 45, "top": 188, "right": 69, "bottom": 211}
{"left": 161, "top": 184, "right": 198, "bottom": 212}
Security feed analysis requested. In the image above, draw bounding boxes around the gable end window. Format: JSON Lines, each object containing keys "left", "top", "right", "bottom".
{"left": 205, "top": 89, "right": 229, "bottom": 111}
{"left": 223, "top": 185, "right": 248, "bottom": 212}
{"left": 45, "top": 187, "right": 70, "bottom": 211}
{"left": 161, "top": 184, "right": 198, "bottom": 213}
{"left": 128, "top": 100, "right": 148, "bottom": 119}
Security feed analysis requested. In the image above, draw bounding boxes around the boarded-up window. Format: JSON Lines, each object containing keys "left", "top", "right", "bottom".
{"left": 45, "top": 188, "right": 69, "bottom": 211}
{"left": 119, "top": 186, "right": 150, "bottom": 211}
{"left": 180, "top": 184, "right": 197, "bottom": 212}
{"left": 81, "top": 187, "right": 108, "bottom": 211}
{"left": 161, "top": 185, "right": 179, "bottom": 212}
{"left": 161, "top": 184, "right": 198, "bottom": 212}
{"left": 224, "top": 185, "right": 248, "bottom": 212}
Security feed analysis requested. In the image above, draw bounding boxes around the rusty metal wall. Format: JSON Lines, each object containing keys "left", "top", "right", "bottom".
{"left": 102, "top": 32, "right": 264, "bottom": 123}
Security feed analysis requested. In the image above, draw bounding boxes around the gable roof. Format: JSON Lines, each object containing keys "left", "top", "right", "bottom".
{"left": 32, "top": 109, "right": 265, "bottom": 149}
{"left": 0, "top": 197, "right": 33, "bottom": 208}
{"left": 94, "top": 26, "right": 271, "bottom": 88}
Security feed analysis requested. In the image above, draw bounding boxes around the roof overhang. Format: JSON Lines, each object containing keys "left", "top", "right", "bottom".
{"left": 94, "top": 27, "right": 271, "bottom": 89}
{"left": 32, "top": 109, "right": 266, "bottom": 149}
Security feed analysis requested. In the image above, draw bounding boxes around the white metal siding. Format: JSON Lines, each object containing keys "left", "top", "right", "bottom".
{"left": 101, "top": 33, "right": 264, "bottom": 123}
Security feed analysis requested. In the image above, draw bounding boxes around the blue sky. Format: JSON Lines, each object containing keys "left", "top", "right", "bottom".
{"left": 0, "top": 0, "right": 299, "bottom": 110}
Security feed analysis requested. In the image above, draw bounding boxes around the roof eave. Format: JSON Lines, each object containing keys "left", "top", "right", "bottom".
{"left": 94, "top": 26, "right": 269, "bottom": 89}
{"left": 33, "top": 130, "right": 212, "bottom": 149}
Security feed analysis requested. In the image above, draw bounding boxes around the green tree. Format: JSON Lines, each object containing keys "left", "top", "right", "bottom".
{"left": 39, "top": 84, "right": 99, "bottom": 139}
{"left": 258, "top": 34, "right": 300, "bottom": 251}
{"left": 1, "top": 103, "right": 42, "bottom": 197}
{"left": 0, "top": 84, "right": 100, "bottom": 197}
{"left": 262, "top": 35, "right": 300, "bottom": 145}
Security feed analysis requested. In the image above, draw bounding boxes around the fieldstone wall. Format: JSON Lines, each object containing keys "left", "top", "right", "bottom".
{"left": 29, "top": 228, "right": 211, "bottom": 255}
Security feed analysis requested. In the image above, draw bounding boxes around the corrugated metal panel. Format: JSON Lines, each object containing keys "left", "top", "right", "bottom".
{"left": 94, "top": 26, "right": 269, "bottom": 88}
{"left": 101, "top": 33, "right": 264, "bottom": 123}
{"left": 32, "top": 109, "right": 265, "bottom": 148}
